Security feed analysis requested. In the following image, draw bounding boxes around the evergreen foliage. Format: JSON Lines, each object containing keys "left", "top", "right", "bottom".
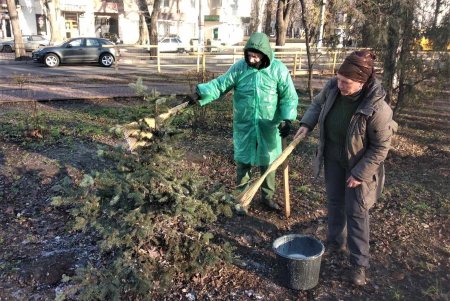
{"left": 53, "top": 126, "right": 234, "bottom": 300}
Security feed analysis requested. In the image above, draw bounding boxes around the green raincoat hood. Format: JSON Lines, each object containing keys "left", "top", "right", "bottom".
{"left": 244, "top": 32, "right": 273, "bottom": 63}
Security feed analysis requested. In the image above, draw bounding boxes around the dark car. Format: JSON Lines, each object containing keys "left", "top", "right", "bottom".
{"left": 32, "top": 37, "right": 118, "bottom": 67}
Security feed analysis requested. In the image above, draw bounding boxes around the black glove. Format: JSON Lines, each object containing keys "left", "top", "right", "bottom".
{"left": 186, "top": 92, "right": 200, "bottom": 106}
{"left": 278, "top": 120, "right": 292, "bottom": 138}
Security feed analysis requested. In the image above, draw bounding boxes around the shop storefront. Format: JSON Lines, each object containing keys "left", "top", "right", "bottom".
{"left": 60, "top": 1, "right": 88, "bottom": 39}
{"left": 94, "top": 0, "right": 121, "bottom": 39}
{"left": 0, "top": 0, "right": 14, "bottom": 39}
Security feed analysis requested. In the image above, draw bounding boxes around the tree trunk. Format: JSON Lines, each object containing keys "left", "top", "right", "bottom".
{"left": 43, "top": 0, "right": 62, "bottom": 44}
{"left": 149, "top": 0, "right": 161, "bottom": 58}
{"left": 433, "top": 0, "right": 442, "bottom": 28}
{"left": 275, "top": 0, "right": 294, "bottom": 46}
{"left": 263, "top": 0, "right": 275, "bottom": 35}
{"left": 6, "top": 0, "right": 25, "bottom": 58}
{"left": 382, "top": 18, "right": 400, "bottom": 105}
{"left": 137, "top": 0, "right": 151, "bottom": 45}
{"left": 249, "top": 0, "right": 263, "bottom": 34}
{"left": 392, "top": 2, "right": 415, "bottom": 117}
{"left": 299, "top": 0, "right": 313, "bottom": 101}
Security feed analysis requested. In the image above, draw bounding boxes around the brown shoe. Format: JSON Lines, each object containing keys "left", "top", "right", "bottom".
{"left": 350, "top": 266, "right": 367, "bottom": 286}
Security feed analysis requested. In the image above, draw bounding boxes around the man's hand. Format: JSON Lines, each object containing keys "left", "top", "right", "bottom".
{"left": 346, "top": 175, "right": 362, "bottom": 188}
{"left": 278, "top": 120, "right": 292, "bottom": 138}
{"left": 186, "top": 93, "right": 200, "bottom": 105}
{"left": 294, "top": 125, "right": 310, "bottom": 139}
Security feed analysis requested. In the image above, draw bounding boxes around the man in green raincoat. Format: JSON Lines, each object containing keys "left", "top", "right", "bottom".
{"left": 189, "top": 32, "right": 298, "bottom": 212}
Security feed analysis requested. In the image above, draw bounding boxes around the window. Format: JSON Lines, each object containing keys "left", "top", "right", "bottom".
{"left": 162, "top": 0, "right": 170, "bottom": 7}
{"left": 31, "top": 35, "right": 46, "bottom": 41}
{"left": 68, "top": 39, "right": 83, "bottom": 47}
{"left": 86, "top": 39, "right": 100, "bottom": 47}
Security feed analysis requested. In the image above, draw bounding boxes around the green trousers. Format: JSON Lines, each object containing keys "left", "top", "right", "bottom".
{"left": 236, "top": 162, "right": 275, "bottom": 201}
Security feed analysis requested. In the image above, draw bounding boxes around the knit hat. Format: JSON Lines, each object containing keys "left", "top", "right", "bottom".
{"left": 337, "top": 50, "right": 376, "bottom": 83}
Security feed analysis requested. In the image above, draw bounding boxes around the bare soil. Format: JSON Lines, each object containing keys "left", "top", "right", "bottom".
{"left": 0, "top": 89, "right": 448, "bottom": 300}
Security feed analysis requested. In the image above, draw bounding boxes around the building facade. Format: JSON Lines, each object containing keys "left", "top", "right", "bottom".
{"left": 0, "top": 0, "right": 250, "bottom": 46}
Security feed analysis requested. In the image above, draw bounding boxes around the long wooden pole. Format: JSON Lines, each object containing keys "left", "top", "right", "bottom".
{"left": 238, "top": 132, "right": 306, "bottom": 208}
{"left": 282, "top": 138, "right": 291, "bottom": 218}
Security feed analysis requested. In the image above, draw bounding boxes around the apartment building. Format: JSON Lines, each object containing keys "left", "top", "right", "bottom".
{"left": 0, "top": 0, "right": 250, "bottom": 46}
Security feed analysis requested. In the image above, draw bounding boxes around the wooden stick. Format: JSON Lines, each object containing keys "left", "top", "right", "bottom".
{"left": 282, "top": 138, "right": 291, "bottom": 218}
{"left": 156, "top": 101, "right": 190, "bottom": 123}
{"left": 238, "top": 132, "right": 307, "bottom": 208}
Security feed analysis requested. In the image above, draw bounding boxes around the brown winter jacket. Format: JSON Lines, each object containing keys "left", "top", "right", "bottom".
{"left": 300, "top": 77, "right": 396, "bottom": 208}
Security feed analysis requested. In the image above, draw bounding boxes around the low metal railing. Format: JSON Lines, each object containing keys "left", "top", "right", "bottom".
{"left": 116, "top": 44, "right": 367, "bottom": 77}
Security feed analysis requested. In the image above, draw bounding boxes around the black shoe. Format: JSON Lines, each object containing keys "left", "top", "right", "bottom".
{"left": 350, "top": 266, "right": 367, "bottom": 286}
{"left": 261, "top": 198, "right": 281, "bottom": 211}
{"left": 325, "top": 242, "right": 349, "bottom": 257}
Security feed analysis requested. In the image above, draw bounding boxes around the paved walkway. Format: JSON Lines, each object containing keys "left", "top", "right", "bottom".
{"left": 0, "top": 81, "right": 193, "bottom": 102}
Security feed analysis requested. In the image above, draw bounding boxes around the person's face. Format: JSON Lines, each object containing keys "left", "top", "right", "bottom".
{"left": 246, "top": 51, "right": 263, "bottom": 67}
{"left": 337, "top": 73, "right": 364, "bottom": 96}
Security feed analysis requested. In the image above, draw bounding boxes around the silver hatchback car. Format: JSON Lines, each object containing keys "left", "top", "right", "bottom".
{"left": 0, "top": 35, "right": 50, "bottom": 52}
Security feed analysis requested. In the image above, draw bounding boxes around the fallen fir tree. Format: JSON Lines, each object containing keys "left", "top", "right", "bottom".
{"left": 52, "top": 103, "right": 234, "bottom": 300}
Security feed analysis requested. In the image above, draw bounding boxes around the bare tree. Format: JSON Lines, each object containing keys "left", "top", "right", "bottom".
{"left": 42, "top": 0, "right": 62, "bottom": 44}
{"left": 433, "top": 0, "right": 442, "bottom": 28}
{"left": 275, "top": 0, "right": 294, "bottom": 45}
{"left": 299, "top": 0, "right": 313, "bottom": 100}
{"left": 136, "top": 0, "right": 161, "bottom": 57}
{"left": 249, "top": 0, "right": 264, "bottom": 34}
{"left": 5, "top": 0, "right": 25, "bottom": 58}
{"left": 149, "top": 0, "right": 162, "bottom": 57}
{"left": 137, "top": 0, "right": 151, "bottom": 44}
{"left": 263, "top": 0, "right": 275, "bottom": 35}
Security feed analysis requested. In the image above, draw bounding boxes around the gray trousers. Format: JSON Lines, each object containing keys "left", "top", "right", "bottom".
{"left": 324, "top": 159, "right": 370, "bottom": 267}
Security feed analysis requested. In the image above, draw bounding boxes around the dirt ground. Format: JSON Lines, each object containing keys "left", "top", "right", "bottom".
{"left": 0, "top": 87, "right": 448, "bottom": 300}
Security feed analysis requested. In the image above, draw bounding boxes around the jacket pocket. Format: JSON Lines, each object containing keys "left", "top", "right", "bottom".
{"left": 355, "top": 174, "right": 377, "bottom": 209}
{"left": 313, "top": 147, "right": 322, "bottom": 177}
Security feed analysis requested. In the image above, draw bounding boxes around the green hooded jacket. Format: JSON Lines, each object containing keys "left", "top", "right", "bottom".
{"left": 196, "top": 32, "right": 298, "bottom": 166}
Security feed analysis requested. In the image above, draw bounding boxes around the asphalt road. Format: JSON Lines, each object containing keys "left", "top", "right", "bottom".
{"left": 0, "top": 61, "right": 198, "bottom": 102}
{"left": 0, "top": 61, "right": 158, "bottom": 76}
{"left": 0, "top": 57, "right": 323, "bottom": 103}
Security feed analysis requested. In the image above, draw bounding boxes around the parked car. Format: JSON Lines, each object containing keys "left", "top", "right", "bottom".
{"left": 32, "top": 37, "right": 118, "bottom": 67}
{"left": 0, "top": 35, "right": 50, "bottom": 52}
{"left": 158, "top": 37, "right": 186, "bottom": 53}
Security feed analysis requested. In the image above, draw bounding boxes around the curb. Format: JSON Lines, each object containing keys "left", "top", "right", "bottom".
{"left": 0, "top": 59, "right": 33, "bottom": 65}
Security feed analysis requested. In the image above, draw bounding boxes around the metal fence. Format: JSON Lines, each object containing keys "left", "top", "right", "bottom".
{"left": 115, "top": 45, "right": 366, "bottom": 77}
{"left": 1, "top": 43, "right": 445, "bottom": 78}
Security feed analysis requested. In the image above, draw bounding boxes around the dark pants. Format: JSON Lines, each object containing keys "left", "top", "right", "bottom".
{"left": 324, "top": 159, "right": 370, "bottom": 267}
{"left": 236, "top": 162, "right": 275, "bottom": 201}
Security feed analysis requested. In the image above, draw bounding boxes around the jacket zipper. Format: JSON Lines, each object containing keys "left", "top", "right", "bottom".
{"left": 254, "top": 71, "right": 261, "bottom": 163}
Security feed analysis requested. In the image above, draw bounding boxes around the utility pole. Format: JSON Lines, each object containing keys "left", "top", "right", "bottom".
{"left": 198, "top": 0, "right": 204, "bottom": 53}
{"left": 317, "top": 0, "right": 326, "bottom": 48}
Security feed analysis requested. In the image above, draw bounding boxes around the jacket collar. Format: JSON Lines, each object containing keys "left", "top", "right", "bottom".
{"left": 329, "top": 78, "right": 386, "bottom": 117}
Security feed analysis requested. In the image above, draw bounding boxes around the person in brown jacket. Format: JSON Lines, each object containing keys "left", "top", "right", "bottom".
{"left": 294, "top": 50, "right": 396, "bottom": 286}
